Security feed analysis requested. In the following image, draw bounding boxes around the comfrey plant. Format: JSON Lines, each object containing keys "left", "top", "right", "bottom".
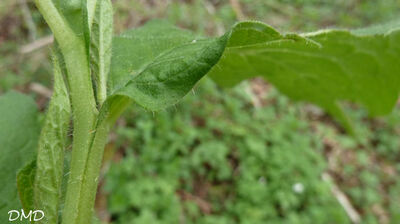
{"left": 1, "top": 0, "right": 400, "bottom": 223}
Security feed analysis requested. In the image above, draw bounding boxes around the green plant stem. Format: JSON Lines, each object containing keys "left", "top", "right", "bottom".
{"left": 35, "top": 1, "right": 131, "bottom": 223}
{"left": 34, "top": 1, "right": 98, "bottom": 223}
{"left": 76, "top": 122, "right": 110, "bottom": 223}
{"left": 77, "top": 96, "right": 131, "bottom": 223}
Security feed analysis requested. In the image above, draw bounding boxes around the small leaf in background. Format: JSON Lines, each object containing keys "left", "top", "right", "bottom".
{"left": 0, "top": 92, "right": 40, "bottom": 222}
{"left": 17, "top": 160, "right": 37, "bottom": 213}
{"left": 34, "top": 52, "right": 71, "bottom": 224}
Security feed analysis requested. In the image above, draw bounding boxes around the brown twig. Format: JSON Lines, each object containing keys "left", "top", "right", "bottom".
{"left": 19, "top": 0, "right": 37, "bottom": 41}
{"left": 245, "top": 83, "right": 262, "bottom": 108}
{"left": 19, "top": 35, "right": 54, "bottom": 54}
{"left": 30, "top": 82, "right": 52, "bottom": 98}
{"left": 203, "top": 1, "right": 225, "bottom": 35}
{"left": 178, "top": 190, "right": 212, "bottom": 214}
{"left": 322, "top": 173, "right": 361, "bottom": 224}
{"left": 229, "top": 0, "right": 246, "bottom": 21}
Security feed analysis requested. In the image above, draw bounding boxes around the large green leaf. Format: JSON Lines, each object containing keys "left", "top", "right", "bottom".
{"left": 34, "top": 53, "right": 71, "bottom": 224}
{"left": 0, "top": 92, "right": 40, "bottom": 222}
{"left": 208, "top": 21, "right": 400, "bottom": 131}
{"left": 108, "top": 20, "right": 400, "bottom": 131}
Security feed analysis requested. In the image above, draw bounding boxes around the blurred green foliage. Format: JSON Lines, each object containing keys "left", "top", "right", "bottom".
{"left": 325, "top": 107, "right": 400, "bottom": 224}
{"left": 240, "top": 0, "right": 400, "bottom": 31}
{"left": 2, "top": 0, "right": 400, "bottom": 93}
{"left": 105, "top": 79, "right": 400, "bottom": 223}
{"left": 105, "top": 79, "right": 350, "bottom": 224}
{"left": 1, "top": 0, "right": 400, "bottom": 223}
{"left": 112, "top": 0, "right": 400, "bottom": 35}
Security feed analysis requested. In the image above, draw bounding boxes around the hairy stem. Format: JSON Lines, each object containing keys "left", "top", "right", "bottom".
{"left": 34, "top": 0, "right": 98, "bottom": 223}
{"left": 77, "top": 96, "right": 130, "bottom": 223}
{"left": 34, "top": 1, "right": 128, "bottom": 223}
{"left": 76, "top": 122, "right": 110, "bottom": 223}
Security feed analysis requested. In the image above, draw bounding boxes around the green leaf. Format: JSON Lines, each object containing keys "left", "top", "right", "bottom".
{"left": 112, "top": 36, "right": 228, "bottom": 110}
{"left": 41, "top": 0, "right": 94, "bottom": 60}
{"left": 52, "top": 0, "right": 85, "bottom": 36}
{"left": 18, "top": 153, "right": 72, "bottom": 224}
{"left": 352, "top": 19, "right": 400, "bottom": 35}
{"left": 90, "top": 0, "right": 113, "bottom": 104}
{"left": 107, "top": 20, "right": 226, "bottom": 112}
{"left": 208, "top": 21, "right": 400, "bottom": 131}
{"left": 108, "top": 20, "right": 400, "bottom": 132}
{"left": 86, "top": 0, "right": 97, "bottom": 30}
{"left": 17, "top": 160, "right": 37, "bottom": 213}
{"left": 109, "top": 20, "right": 197, "bottom": 92}
{"left": 34, "top": 52, "right": 71, "bottom": 224}
{"left": 0, "top": 92, "right": 40, "bottom": 222}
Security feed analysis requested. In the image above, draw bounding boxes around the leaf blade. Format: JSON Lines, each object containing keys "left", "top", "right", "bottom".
{"left": 114, "top": 36, "right": 228, "bottom": 110}
{"left": 108, "top": 20, "right": 400, "bottom": 132}
{"left": 208, "top": 21, "right": 400, "bottom": 129}
{"left": 109, "top": 20, "right": 197, "bottom": 92}
{"left": 17, "top": 160, "right": 37, "bottom": 214}
{"left": 0, "top": 92, "right": 40, "bottom": 222}
{"left": 90, "top": 0, "right": 113, "bottom": 104}
{"left": 33, "top": 52, "right": 71, "bottom": 224}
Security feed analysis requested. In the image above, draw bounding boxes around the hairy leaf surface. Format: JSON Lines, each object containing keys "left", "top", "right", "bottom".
{"left": 112, "top": 36, "right": 228, "bottom": 110}
{"left": 208, "top": 21, "right": 400, "bottom": 131}
{"left": 109, "top": 20, "right": 197, "bottom": 92}
{"left": 106, "top": 20, "right": 227, "bottom": 115}
{"left": 0, "top": 92, "right": 40, "bottom": 222}
{"left": 34, "top": 53, "right": 71, "bottom": 224}
{"left": 90, "top": 0, "right": 113, "bottom": 104}
{"left": 108, "top": 20, "right": 400, "bottom": 131}
{"left": 17, "top": 160, "right": 37, "bottom": 213}
{"left": 52, "top": 0, "right": 85, "bottom": 36}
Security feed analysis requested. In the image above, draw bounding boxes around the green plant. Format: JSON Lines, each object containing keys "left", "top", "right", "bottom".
{"left": 105, "top": 79, "right": 351, "bottom": 224}
{"left": 1, "top": 1, "right": 400, "bottom": 224}
{"left": 105, "top": 78, "right": 400, "bottom": 223}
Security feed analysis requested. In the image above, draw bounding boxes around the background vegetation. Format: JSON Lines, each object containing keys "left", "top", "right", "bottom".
{"left": 1, "top": 0, "right": 400, "bottom": 223}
